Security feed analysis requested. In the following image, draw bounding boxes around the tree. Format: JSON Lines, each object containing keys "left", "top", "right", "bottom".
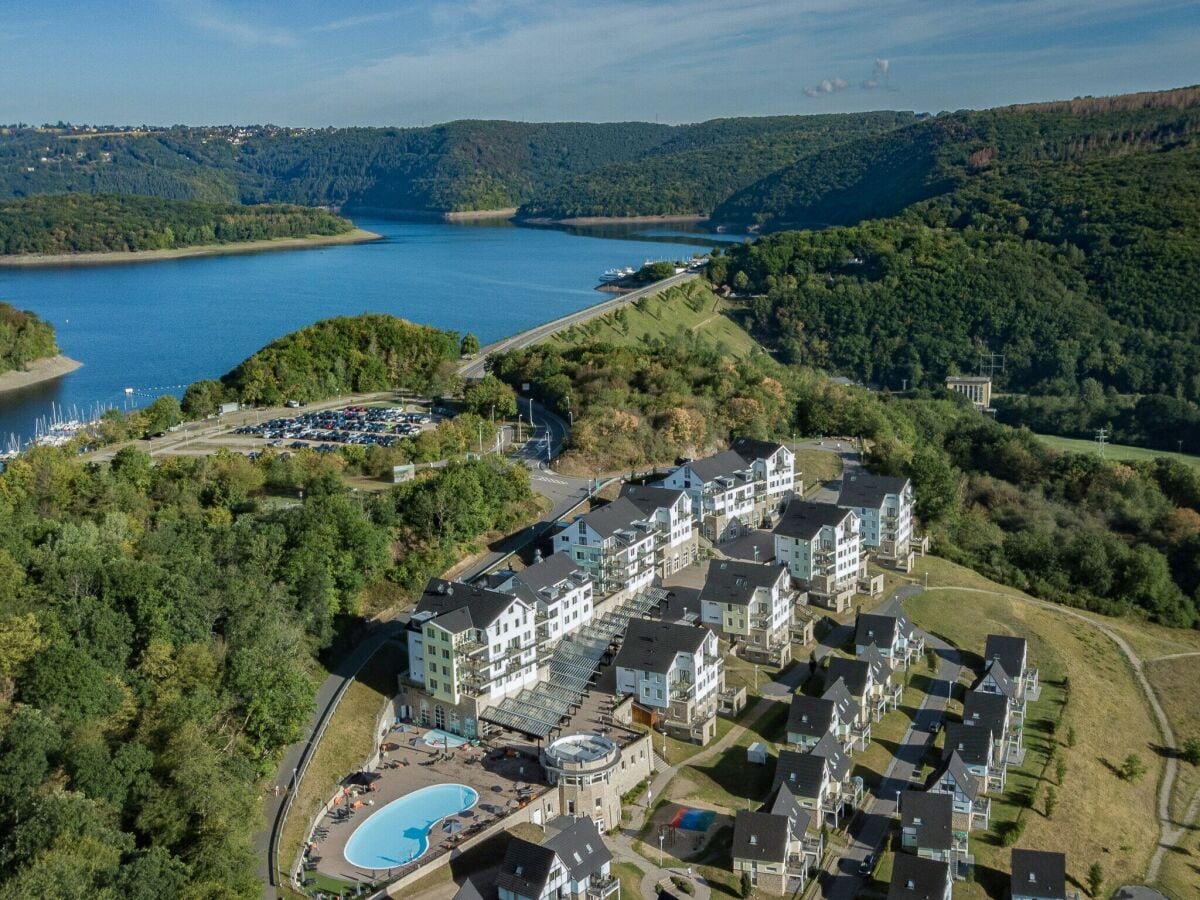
{"left": 181, "top": 379, "right": 227, "bottom": 418}
{"left": 1055, "top": 756, "right": 1068, "bottom": 786}
{"left": 1180, "top": 737, "right": 1200, "bottom": 766}
{"left": 740, "top": 870, "right": 752, "bottom": 898}
{"left": 1044, "top": 786, "right": 1057, "bottom": 818}
{"left": 1087, "top": 862, "right": 1104, "bottom": 898}
{"left": 1066, "top": 725, "right": 1077, "bottom": 748}
{"left": 463, "top": 375, "right": 518, "bottom": 419}
{"left": 1119, "top": 753, "right": 1146, "bottom": 782}
{"left": 460, "top": 332, "right": 480, "bottom": 356}
{"left": 141, "top": 395, "right": 182, "bottom": 434}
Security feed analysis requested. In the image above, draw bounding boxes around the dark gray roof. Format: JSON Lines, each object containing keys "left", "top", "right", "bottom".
{"left": 938, "top": 751, "right": 981, "bottom": 800}
{"left": 732, "top": 810, "right": 790, "bottom": 862}
{"left": 619, "top": 483, "right": 688, "bottom": 516}
{"left": 860, "top": 644, "right": 893, "bottom": 680}
{"left": 774, "top": 498, "right": 853, "bottom": 540}
{"left": 772, "top": 748, "right": 828, "bottom": 797}
{"left": 787, "top": 695, "right": 836, "bottom": 740}
{"left": 964, "top": 690, "right": 1009, "bottom": 733}
{"left": 451, "top": 877, "right": 494, "bottom": 900}
{"left": 856, "top": 612, "right": 900, "bottom": 648}
{"left": 888, "top": 853, "right": 951, "bottom": 900}
{"left": 811, "top": 732, "right": 850, "bottom": 781}
{"left": 821, "top": 678, "right": 857, "bottom": 722}
{"left": 656, "top": 586, "right": 703, "bottom": 625}
{"left": 901, "top": 790, "right": 954, "bottom": 852}
{"left": 978, "top": 659, "right": 1016, "bottom": 699}
{"left": 985, "top": 634, "right": 1027, "bottom": 679}
{"left": 838, "top": 473, "right": 911, "bottom": 510}
{"left": 575, "top": 497, "right": 651, "bottom": 540}
{"left": 416, "top": 579, "right": 523, "bottom": 633}
{"left": 507, "top": 553, "right": 589, "bottom": 607}
{"left": 1010, "top": 848, "right": 1066, "bottom": 899}
{"left": 730, "top": 437, "right": 787, "bottom": 463}
{"left": 942, "top": 722, "right": 993, "bottom": 768}
{"left": 495, "top": 837, "right": 557, "bottom": 897}
{"left": 699, "top": 560, "right": 787, "bottom": 607}
{"left": 719, "top": 530, "right": 777, "bottom": 564}
{"left": 826, "top": 656, "right": 872, "bottom": 698}
{"left": 760, "top": 785, "right": 813, "bottom": 840}
{"left": 686, "top": 449, "right": 752, "bottom": 485}
{"left": 543, "top": 816, "right": 612, "bottom": 882}
{"left": 614, "top": 617, "right": 711, "bottom": 675}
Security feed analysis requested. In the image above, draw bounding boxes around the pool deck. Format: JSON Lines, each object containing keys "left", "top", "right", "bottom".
{"left": 305, "top": 728, "right": 550, "bottom": 887}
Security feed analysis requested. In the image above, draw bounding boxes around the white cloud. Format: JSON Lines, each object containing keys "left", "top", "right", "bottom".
{"left": 163, "top": 0, "right": 299, "bottom": 48}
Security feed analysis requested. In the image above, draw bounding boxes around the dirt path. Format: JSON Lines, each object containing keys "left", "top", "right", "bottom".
{"left": 1148, "top": 650, "right": 1200, "bottom": 662}
{"left": 922, "top": 585, "right": 1191, "bottom": 884}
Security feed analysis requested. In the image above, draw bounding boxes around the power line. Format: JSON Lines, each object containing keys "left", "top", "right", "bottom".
{"left": 1094, "top": 427, "right": 1108, "bottom": 458}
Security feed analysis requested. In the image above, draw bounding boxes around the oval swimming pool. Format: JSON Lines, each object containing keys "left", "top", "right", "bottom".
{"left": 343, "top": 783, "right": 479, "bottom": 870}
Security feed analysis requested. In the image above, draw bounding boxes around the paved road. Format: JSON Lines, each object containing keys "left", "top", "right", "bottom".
{"left": 459, "top": 271, "right": 698, "bottom": 379}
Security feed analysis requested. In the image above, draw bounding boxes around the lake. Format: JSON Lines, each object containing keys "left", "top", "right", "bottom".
{"left": 0, "top": 217, "right": 720, "bottom": 443}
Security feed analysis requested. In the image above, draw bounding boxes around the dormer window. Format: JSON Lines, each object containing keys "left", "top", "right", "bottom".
{"left": 749, "top": 834, "right": 758, "bottom": 845}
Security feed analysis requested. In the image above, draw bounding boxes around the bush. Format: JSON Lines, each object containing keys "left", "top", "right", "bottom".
{"left": 1181, "top": 737, "right": 1200, "bottom": 765}
{"left": 1087, "top": 862, "right": 1104, "bottom": 898}
{"left": 1119, "top": 753, "right": 1146, "bottom": 782}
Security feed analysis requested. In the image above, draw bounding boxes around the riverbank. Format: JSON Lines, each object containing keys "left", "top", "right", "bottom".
{"left": 0, "top": 355, "right": 82, "bottom": 393}
{"left": 345, "top": 206, "right": 518, "bottom": 222}
{"left": 522, "top": 213, "right": 709, "bottom": 227}
{"left": 0, "top": 228, "right": 382, "bottom": 268}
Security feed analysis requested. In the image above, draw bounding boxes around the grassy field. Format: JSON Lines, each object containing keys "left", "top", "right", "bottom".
{"left": 276, "top": 645, "right": 401, "bottom": 889}
{"left": 548, "top": 280, "right": 763, "bottom": 357}
{"left": 613, "top": 861, "right": 646, "bottom": 899}
{"left": 905, "top": 571, "right": 1161, "bottom": 898}
{"left": 1032, "top": 432, "right": 1200, "bottom": 472}
{"left": 1146, "top": 655, "right": 1200, "bottom": 822}
{"left": 794, "top": 447, "right": 842, "bottom": 489}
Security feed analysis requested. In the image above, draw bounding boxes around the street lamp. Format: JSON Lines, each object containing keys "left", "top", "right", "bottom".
{"left": 659, "top": 833, "right": 664, "bottom": 867}
{"left": 754, "top": 664, "right": 759, "bottom": 692}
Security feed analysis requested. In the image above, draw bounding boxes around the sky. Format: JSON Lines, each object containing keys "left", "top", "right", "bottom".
{"left": 2, "top": 0, "right": 1198, "bottom": 127}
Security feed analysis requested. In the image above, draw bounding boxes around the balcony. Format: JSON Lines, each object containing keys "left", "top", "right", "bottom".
{"left": 670, "top": 680, "right": 695, "bottom": 701}
{"left": 587, "top": 874, "right": 620, "bottom": 900}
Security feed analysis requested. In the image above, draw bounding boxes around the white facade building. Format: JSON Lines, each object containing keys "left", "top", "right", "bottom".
{"left": 698, "top": 559, "right": 795, "bottom": 664}
{"left": 773, "top": 499, "right": 864, "bottom": 612}
{"left": 838, "top": 474, "right": 915, "bottom": 569}
{"left": 497, "top": 552, "right": 594, "bottom": 653}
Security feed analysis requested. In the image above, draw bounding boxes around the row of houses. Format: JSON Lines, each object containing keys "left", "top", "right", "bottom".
{"left": 885, "top": 847, "right": 1072, "bottom": 900}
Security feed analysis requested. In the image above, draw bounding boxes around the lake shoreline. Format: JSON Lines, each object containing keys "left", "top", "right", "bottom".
{"left": 0, "top": 355, "right": 83, "bottom": 394}
{"left": 0, "top": 228, "right": 382, "bottom": 269}
{"left": 345, "top": 206, "right": 518, "bottom": 222}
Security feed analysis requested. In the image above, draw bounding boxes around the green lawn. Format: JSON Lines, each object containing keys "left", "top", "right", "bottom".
{"left": 1031, "top": 432, "right": 1200, "bottom": 472}
{"left": 613, "top": 861, "right": 645, "bottom": 899}
{"left": 548, "top": 280, "right": 763, "bottom": 357}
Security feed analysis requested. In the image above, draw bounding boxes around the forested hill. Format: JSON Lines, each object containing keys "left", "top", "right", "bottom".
{"left": 712, "top": 86, "right": 1200, "bottom": 226}
{"left": 0, "top": 302, "right": 58, "bottom": 373}
{"left": 0, "top": 194, "right": 352, "bottom": 256}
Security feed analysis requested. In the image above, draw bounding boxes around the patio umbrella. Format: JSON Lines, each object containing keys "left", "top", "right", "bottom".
{"left": 442, "top": 818, "right": 463, "bottom": 834}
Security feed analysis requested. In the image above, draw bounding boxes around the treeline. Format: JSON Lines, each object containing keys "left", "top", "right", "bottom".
{"left": 712, "top": 137, "right": 1200, "bottom": 404}
{"left": 0, "top": 301, "right": 58, "bottom": 372}
{"left": 0, "top": 446, "right": 532, "bottom": 895}
{"left": 0, "top": 194, "right": 352, "bottom": 255}
{"left": 210, "top": 314, "right": 461, "bottom": 408}
{"left": 493, "top": 336, "right": 1200, "bottom": 629}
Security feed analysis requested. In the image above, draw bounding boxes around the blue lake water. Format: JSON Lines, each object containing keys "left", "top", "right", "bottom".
{"left": 0, "top": 218, "right": 719, "bottom": 442}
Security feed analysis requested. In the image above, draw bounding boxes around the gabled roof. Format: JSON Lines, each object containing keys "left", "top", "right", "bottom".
{"left": 826, "top": 656, "right": 872, "bottom": 699}
{"left": 686, "top": 449, "right": 753, "bottom": 485}
{"left": 978, "top": 659, "right": 1016, "bottom": 699}
{"left": 573, "top": 497, "right": 652, "bottom": 541}
{"left": 415, "top": 579, "right": 524, "bottom": 633}
{"left": 984, "top": 634, "right": 1027, "bottom": 679}
{"left": 937, "top": 751, "right": 982, "bottom": 800}
{"left": 719, "top": 530, "right": 778, "bottom": 565}
{"left": 860, "top": 644, "right": 893, "bottom": 681}
{"left": 730, "top": 437, "right": 788, "bottom": 464}
{"left": 838, "top": 473, "right": 911, "bottom": 510}
{"left": 507, "top": 552, "right": 589, "bottom": 606}
{"left": 760, "top": 783, "right": 811, "bottom": 839}
{"left": 543, "top": 816, "right": 612, "bottom": 882}
{"left": 772, "top": 748, "right": 828, "bottom": 798}
{"left": 942, "top": 722, "right": 993, "bottom": 768}
{"left": 1010, "top": 848, "right": 1067, "bottom": 899}
{"left": 855, "top": 612, "right": 900, "bottom": 648}
{"left": 787, "top": 694, "right": 837, "bottom": 739}
{"left": 699, "top": 559, "right": 788, "bottom": 607}
{"left": 822, "top": 678, "right": 858, "bottom": 723}
{"left": 811, "top": 732, "right": 851, "bottom": 781}
{"left": 774, "top": 498, "right": 854, "bottom": 540}
{"left": 614, "top": 617, "right": 711, "bottom": 675}
{"left": 732, "top": 810, "right": 790, "bottom": 862}
{"left": 900, "top": 789, "right": 954, "bottom": 852}
{"left": 619, "top": 483, "right": 689, "bottom": 517}
{"left": 887, "top": 853, "right": 951, "bottom": 900}
{"left": 963, "top": 690, "right": 1009, "bottom": 733}
{"left": 495, "top": 837, "right": 558, "bottom": 897}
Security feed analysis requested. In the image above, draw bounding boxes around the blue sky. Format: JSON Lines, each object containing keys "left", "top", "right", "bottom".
{"left": 3, "top": 1, "right": 1198, "bottom": 126}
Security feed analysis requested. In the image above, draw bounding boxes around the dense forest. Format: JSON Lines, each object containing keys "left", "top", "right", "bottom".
{"left": 0, "top": 302, "right": 58, "bottom": 373}
{"left": 493, "top": 332, "right": 1200, "bottom": 629}
{"left": 215, "top": 314, "right": 461, "bottom": 407}
{"left": 0, "top": 194, "right": 352, "bottom": 255}
{"left": 0, "top": 445, "right": 535, "bottom": 896}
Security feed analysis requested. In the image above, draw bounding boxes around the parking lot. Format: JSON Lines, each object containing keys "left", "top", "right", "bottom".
{"left": 234, "top": 404, "right": 438, "bottom": 450}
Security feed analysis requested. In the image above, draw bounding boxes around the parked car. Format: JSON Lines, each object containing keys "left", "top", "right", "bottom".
{"left": 858, "top": 854, "right": 875, "bottom": 877}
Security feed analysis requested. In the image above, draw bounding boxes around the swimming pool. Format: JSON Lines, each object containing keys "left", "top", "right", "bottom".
{"left": 343, "top": 783, "right": 479, "bottom": 870}
{"left": 423, "top": 728, "right": 467, "bottom": 748}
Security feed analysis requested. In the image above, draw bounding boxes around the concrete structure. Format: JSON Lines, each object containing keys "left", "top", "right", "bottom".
{"left": 838, "top": 473, "right": 916, "bottom": 570}
{"left": 540, "top": 731, "right": 653, "bottom": 833}
{"left": 401, "top": 579, "right": 538, "bottom": 738}
{"left": 773, "top": 499, "right": 864, "bottom": 611}
{"left": 946, "top": 375, "right": 992, "bottom": 411}
{"left": 613, "top": 617, "right": 724, "bottom": 744}
{"left": 698, "top": 559, "right": 795, "bottom": 665}
{"left": 657, "top": 439, "right": 796, "bottom": 543}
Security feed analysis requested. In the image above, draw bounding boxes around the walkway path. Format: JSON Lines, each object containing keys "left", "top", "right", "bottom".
{"left": 919, "top": 585, "right": 1192, "bottom": 886}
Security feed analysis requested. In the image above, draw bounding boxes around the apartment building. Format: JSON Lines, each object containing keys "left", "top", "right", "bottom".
{"left": 401, "top": 579, "right": 538, "bottom": 738}
{"left": 838, "top": 473, "right": 916, "bottom": 569}
{"left": 773, "top": 499, "right": 864, "bottom": 611}
{"left": 496, "top": 552, "right": 595, "bottom": 662}
{"left": 619, "top": 483, "right": 698, "bottom": 576}
{"left": 698, "top": 559, "right": 794, "bottom": 665}
{"left": 658, "top": 439, "right": 796, "bottom": 543}
{"left": 554, "top": 497, "right": 658, "bottom": 598}
{"left": 613, "top": 617, "right": 725, "bottom": 744}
